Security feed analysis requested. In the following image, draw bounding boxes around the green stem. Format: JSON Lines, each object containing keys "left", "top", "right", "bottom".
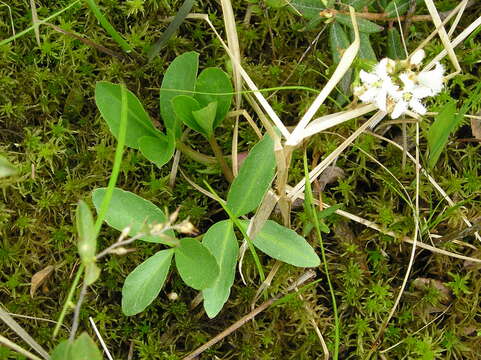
{"left": 93, "top": 83, "right": 128, "bottom": 238}
{"left": 303, "top": 151, "right": 339, "bottom": 359}
{"left": 208, "top": 136, "right": 234, "bottom": 183}
{"left": 53, "top": 84, "right": 129, "bottom": 339}
{"left": 176, "top": 141, "right": 217, "bottom": 165}
{"left": 52, "top": 264, "right": 84, "bottom": 338}
{"left": 84, "top": 0, "right": 133, "bottom": 53}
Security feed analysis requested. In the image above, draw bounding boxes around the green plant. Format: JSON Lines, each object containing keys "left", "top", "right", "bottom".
{"left": 92, "top": 51, "right": 320, "bottom": 319}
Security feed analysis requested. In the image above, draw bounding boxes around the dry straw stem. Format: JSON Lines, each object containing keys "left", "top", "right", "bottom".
{"left": 181, "top": 13, "right": 289, "bottom": 139}
{"left": 424, "top": 0, "right": 461, "bottom": 76}
{"left": 89, "top": 317, "right": 114, "bottom": 360}
{"left": 288, "top": 111, "right": 387, "bottom": 201}
{"left": 0, "top": 306, "right": 49, "bottom": 360}
{"left": 29, "top": 0, "right": 41, "bottom": 47}
{"left": 220, "top": 0, "right": 242, "bottom": 111}
{"left": 286, "top": 6, "right": 360, "bottom": 146}
{"left": 0, "top": 336, "right": 43, "bottom": 360}
{"left": 183, "top": 271, "right": 316, "bottom": 360}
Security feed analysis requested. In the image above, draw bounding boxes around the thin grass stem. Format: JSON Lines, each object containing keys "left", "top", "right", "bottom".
{"left": 84, "top": 0, "right": 132, "bottom": 52}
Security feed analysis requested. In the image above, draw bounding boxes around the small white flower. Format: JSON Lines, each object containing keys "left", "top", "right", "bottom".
{"left": 390, "top": 73, "right": 428, "bottom": 119}
{"left": 409, "top": 49, "right": 425, "bottom": 66}
{"left": 357, "top": 63, "right": 399, "bottom": 112}
{"left": 417, "top": 62, "right": 444, "bottom": 96}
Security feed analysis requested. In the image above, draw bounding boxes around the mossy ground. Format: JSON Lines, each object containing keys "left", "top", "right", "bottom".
{"left": 1, "top": 0, "right": 481, "bottom": 359}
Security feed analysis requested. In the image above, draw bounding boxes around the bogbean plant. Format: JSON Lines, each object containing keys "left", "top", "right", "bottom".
{"left": 92, "top": 52, "right": 321, "bottom": 318}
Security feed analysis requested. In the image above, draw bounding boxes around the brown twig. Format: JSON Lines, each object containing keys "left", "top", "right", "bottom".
{"left": 44, "top": 22, "right": 125, "bottom": 59}
{"left": 183, "top": 271, "right": 316, "bottom": 360}
{"left": 320, "top": 2, "right": 476, "bottom": 23}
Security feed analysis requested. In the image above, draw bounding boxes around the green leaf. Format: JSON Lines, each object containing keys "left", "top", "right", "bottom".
{"left": 122, "top": 249, "right": 174, "bottom": 316}
{"left": 51, "top": 333, "right": 103, "bottom": 360}
{"left": 387, "top": 27, "right": 406, "bottom": 60}
{"left": 385, "top": 0, "right": 423, "bottom": 18}
{"left": 241, "top": 220, "right": 320, "bottom": 267}
{"left": 335, "top": 14, "right": 383, "bottom": 34}
{"left": 330, "top": 22, "right": 352, "bottom": 103}
{"left": 0, "top": 156, "right": 16, "bottom": 178}
{"left": 329, "top": 22, "right": 350, "bottom": 65}
{"left": 138, "top": 132, "right": 176, "bottom": 168}
{"left": 289, "top": 0, "right": 325, "bottom": 19}
{"left": 192, "top": 101, "right": 218, "bottom": 137}
{"left": 202, "top": 220, "right": 239, "bottom": 318}
{"left": 71, "top": 333, "right": 102, "bottom": 360}
{"left": 171, "top": 95, "right": 203, "bottom": 134}
{"left": 147, "top": 0, "right": 196, "bottom": 60}
{"left": 427, "top": 100, "right": 462, "bottom": 168}
{"left": 344, "top": 0, "right": 374, "bottom": 10}
{"left": 50, "top": 341, "right": 72, "bottom": 360}
{"left": 160, "top": 52, "right": 199, "bottom": 138}
{"left": 226, "top": 134, "right": 276, "bottom": 217}
{"left": 357, "top": 32, "right": 377, "bottom": 61}
{"left": 95, "top": 81, "right": 160, "bottom": 149}
{"left": 175, "top": 238, "right": 219, "bottom": 290}
{"left": 195, "top": 68, "right": 233, "bottom": 129}
{"left": 92, "top": 188, "right": 173, "bottom": 244}
{"left": 76, "top": 200, "right": 96, "bottom": 265}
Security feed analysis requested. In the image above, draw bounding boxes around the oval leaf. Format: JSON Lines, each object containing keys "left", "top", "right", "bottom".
{"left": 387, "top": 27, "right": 406, "bottom": 60}
{"left": 241, "top": 220, "right": 320, "bottom": 267}
{"left": 335, "top": 14, "right": 383, "bottom": 34}
{"left": 385, "top": 0, "right": 423, "bottom": 18}
{"left": 92, "top": 188, "right": 173, "bottom": 243}
{"left": 428, "top": 100, "right": 462, "bottom": 168}
{"left": 202, "top": 220, "right": 239, "bottom": 318}
{"left": 51, "top": 333, "right": 103, "bottom": 360}
{"left": 160, "top": 51, "right": 199, "bottom": 138}
{"left": 195, "top": 68, "right": 233, "bottom": 129}
{"left": 95, "top": 81, "right": 159, "bottom": 149}
{"left": 226, "top": 135, "right": 276, "bottom": 217}
{"left": 329, "top": 22, "right": 350, "bottom": 65}
{"left": 171, "top": 95, "right": 204, "bottom": 134}
{"left": 138, "top": 132, "right": 176, "bottom": 168}
{"left": 122, "top": 249, "right": 174, "bottom": 316}
{"left": 76, "top": 200, "right": 96, "bottom": 264}
{"left": 289, "top": 0, "right": 325, "bottom": 19}
{"left": 192, "top": 101, "right": 218, "bottom": 137}
{"left": 175, "top": 238, "right": 219, "bottom": 290}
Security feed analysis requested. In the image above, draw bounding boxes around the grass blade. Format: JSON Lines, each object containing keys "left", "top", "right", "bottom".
{"left": 147, "top": 0, "right": 195, "bottom": 60}
{"left": 84, "top": 0, "right": 133, "bottom": 53}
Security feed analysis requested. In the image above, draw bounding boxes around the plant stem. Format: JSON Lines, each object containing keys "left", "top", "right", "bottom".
{"left": 53, "top": 263, "right": 84, "bottom": 338}
{"left": 0, "top": 336, "right": 44, "bottom": 360}
{"left": 84, "top": 0, "right": 133, "bottom": 53}
{"left": 176, "top": 141, "right": 217, "bottom": 165}
{"left": 208, "top": 135, "right": 234, "bottom": 182}
{"left": 68, "top": 279, "right": 88, "bottom": 342}
{"left": 303, "top": 151, "right": 339, "bottom": 359}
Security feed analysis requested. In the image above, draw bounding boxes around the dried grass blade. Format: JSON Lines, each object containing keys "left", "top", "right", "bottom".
{"left": 424, "top": 0, "right": 460, "bottom": 73}
{"left": 289, "top": 111, "right": 386, "bottom": 200}
{"left": 0, "top": 306, "right": 49, "bottom": 359}
{"left": 286, "top": 6, "right": 360, "bottom": 146}
{"left": 302, "top": 104, "right": 377, "bottom": 140}
{"left": 220, "top": 0, "right": 242, "bottom": 110}
{"left": 185, "top": 14, "right": 289, "bottom": 139}
{"left": 29, "top": 0, "right": 41, "bottom": 47}
{"left": 424, "top": 16, "right": 481, "bottom": 71}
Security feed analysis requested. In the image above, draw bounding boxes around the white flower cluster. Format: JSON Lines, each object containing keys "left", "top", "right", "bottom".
{"left": 354, "top": 49, "right": 445, "bottom": 119}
